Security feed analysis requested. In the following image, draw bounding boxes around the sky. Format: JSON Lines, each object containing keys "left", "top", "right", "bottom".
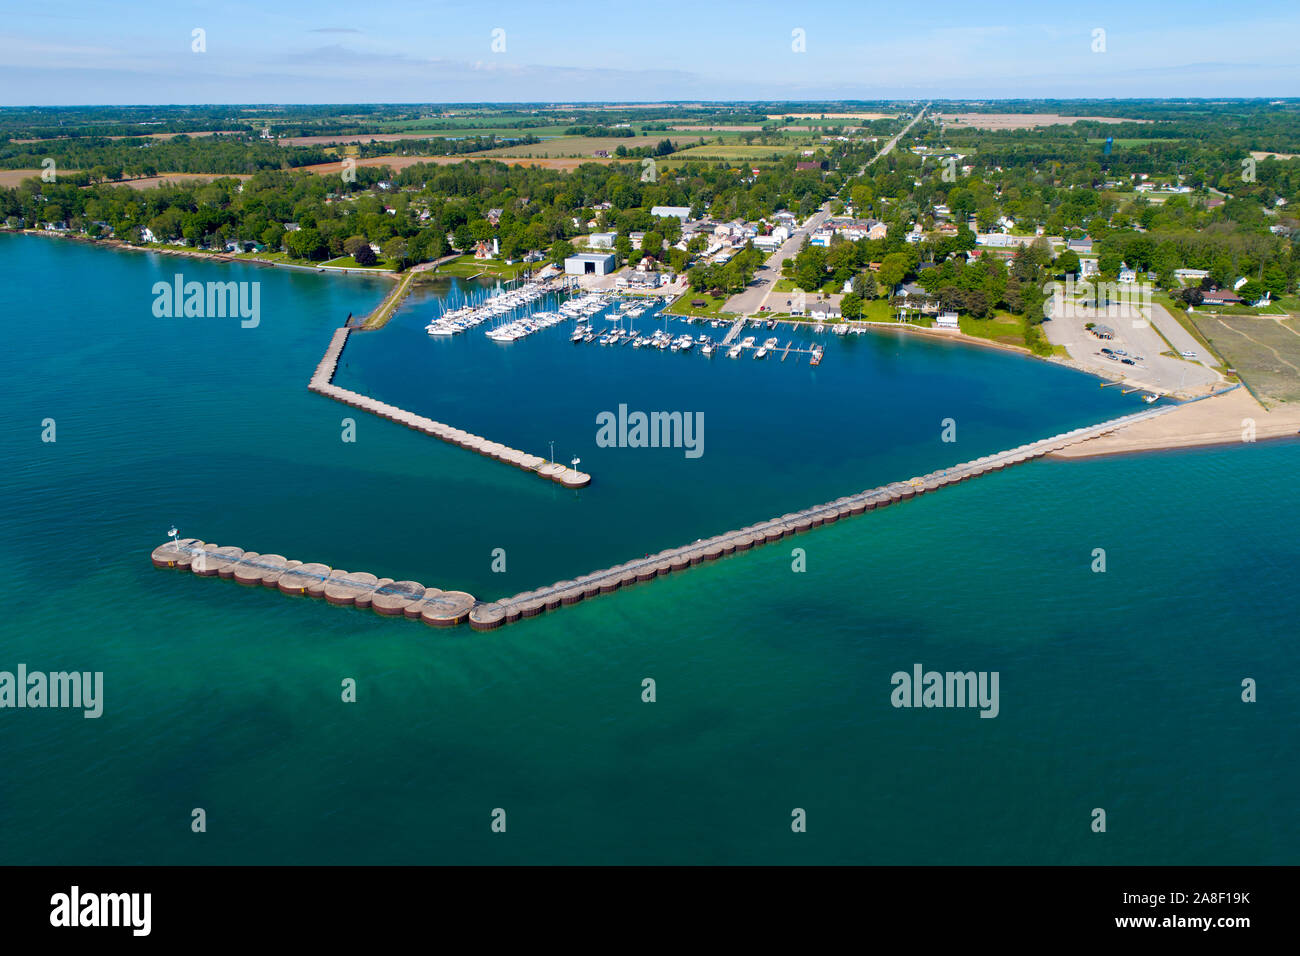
{"left": 1, "top": 0, "right": 1298, "bottom": 105}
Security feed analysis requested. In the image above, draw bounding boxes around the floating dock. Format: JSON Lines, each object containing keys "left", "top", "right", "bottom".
{"left": 155, "top": 405, "right": 1175, "bottom": 631}
{"left": 309, "top": 326, "right": 590, "bottom": 488}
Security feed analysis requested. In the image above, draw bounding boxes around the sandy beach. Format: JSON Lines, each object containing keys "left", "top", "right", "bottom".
{"left": 1053, "top": 387, "right": 1300, "bottom": 458}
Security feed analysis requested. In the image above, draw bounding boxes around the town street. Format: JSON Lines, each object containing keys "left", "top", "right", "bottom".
{"left": 722, "top": 104, "right": 930, "bottom": 315}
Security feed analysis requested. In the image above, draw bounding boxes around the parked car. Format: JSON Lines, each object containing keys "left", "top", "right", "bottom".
{"left": 1121, "top": 358, "right": 1136, "bottom": 365}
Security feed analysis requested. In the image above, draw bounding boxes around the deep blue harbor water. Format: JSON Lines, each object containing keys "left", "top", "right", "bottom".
{"left": 0, "top": 232, "right": 1294, "bottom": 864}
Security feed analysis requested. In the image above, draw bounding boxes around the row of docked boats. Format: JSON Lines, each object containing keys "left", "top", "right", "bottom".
{"left": 426, "top": 281, "right": 551, "bottom": 336}
{"left": 558, "top": 293, "right": 613, "bottom": 319}
{"left": 725, "top": 336, "right": 780, "bottom": 359}
{"left": 485, "top": 311, "right": 565, "bottom": 342}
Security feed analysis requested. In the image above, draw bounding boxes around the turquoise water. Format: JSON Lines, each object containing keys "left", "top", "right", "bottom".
{"left": 0, "top": 232, "right": 1294, "bottom": 864}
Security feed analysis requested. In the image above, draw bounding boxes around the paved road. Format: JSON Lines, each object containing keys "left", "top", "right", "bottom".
{"left": 1148, "top": 302, "right": 1221, "bottom": 368}
{"left": 722, "top": 105, "right": 930, "bottom": 316}
{"left": 722, "top": 207, "right": 831, "bottom": 314}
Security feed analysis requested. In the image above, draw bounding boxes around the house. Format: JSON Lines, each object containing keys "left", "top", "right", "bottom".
{"left": 1118, "top": 267, "right": 1137, "bottom": 284}
{"left": 1174, "top": 268, "right": 1209, "bottom": 283}
{"left": 1201, "top": 289, "right": 1242, "bottom": 306}
{"left": 473, "top": 239, "right": 494, "bottom": 259}
{"left": 486, "top": 208, "right": 503, "bottom": 226}
{"left": 809, "top": 228, "right": 833, "bottom": 247}
{"left": 795, "top": 161, "right": 825, "bottom": 172}
{"left": 592, "top": 149, "right": 610, "bottom": 158}
{"left": 141, "top": 227, "right": 157, "bottom": 243}
{"left": 936, "top": 311, "right": 960, "bottom": 330}
{"left": 564, "top": 252, "right": 615, "bottom": 276}
{"left": 1066, "top": 238, "right": 1093, "bottom": 255}
{"left": 1091, "top": 324, "right": 1115, "bottom": 339}
{"left": 1079, "top": 258, "right": 1099, "bottom": 277}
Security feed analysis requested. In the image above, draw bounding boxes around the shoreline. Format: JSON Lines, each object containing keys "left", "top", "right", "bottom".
{"left": 11, "top": 226, "right": 1293, "bottom": 463}
{"left": 5, "top": 227, "right": 403, "bottom": 280}
{"left": 1050, "top": 386, "right": 1300, "bottom": 460}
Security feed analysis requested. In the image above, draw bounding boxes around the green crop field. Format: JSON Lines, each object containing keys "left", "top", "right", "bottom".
{"left": 471, "top": 136, "right": 681, "bottom": 158}
{"left": 669, "top": 144, "right": 808, "bottom": 163}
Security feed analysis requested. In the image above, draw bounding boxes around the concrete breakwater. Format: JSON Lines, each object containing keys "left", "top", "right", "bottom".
{"left": 308, "top": 326, "right": 591, "bottom": 488}
{"left": 150, "top": 539, "right": 479, "bottom": 626}
{"left": 467, "top": 404, "right": 1177, "bottom": 630}
{"left": 153, "top": 404, "right": 1174, "bottom": 631}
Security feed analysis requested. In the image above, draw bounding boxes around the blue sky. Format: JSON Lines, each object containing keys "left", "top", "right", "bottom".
{"left": 2, "top": 0, "right": 1297, "bottom": 105}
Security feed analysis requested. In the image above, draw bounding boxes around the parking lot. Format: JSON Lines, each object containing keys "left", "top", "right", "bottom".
{"left": 1044, "top": 301, "right": 1221, "bottom": 396}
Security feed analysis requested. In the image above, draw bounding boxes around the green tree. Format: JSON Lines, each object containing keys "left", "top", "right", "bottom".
{"left": 549, "top": 239, "right": 574, "bottom": 266}
{"left": 841, "top": 292, "right": 863, "bottom": 319}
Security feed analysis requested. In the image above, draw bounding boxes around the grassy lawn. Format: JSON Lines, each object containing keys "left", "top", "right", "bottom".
{"left": 861, "top": 298, "right": 893, "bottom": 322}
{"left": 959, "top": 310, "right": 1053, "bottom": 354}
{"left": 959, "top": 312, "right": 1026, "bottom": 346}
{"left": 665, "top": 291, "right": 731, "bottom": 317}
{"left": 321, "top": 255, "right": 397, "bottom": 271}
{"left": 433, "top": 255, "right": 533, "bottom": 279}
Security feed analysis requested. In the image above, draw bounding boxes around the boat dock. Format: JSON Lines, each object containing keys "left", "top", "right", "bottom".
{"left": 155, "top": 404, "right": 1175, "bottom": 631}
{"left": 721, "top": 316, "right": 746, "bottom": 346}
{"left": 309, "top": 326, "right": 591, "bottom": 488}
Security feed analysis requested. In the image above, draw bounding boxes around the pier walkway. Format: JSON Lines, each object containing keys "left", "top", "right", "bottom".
{"left": 309, "top": 326, "right": 591, "bottom": 488}
{"left": 155, "top": 404, "right": 1174, "bottom": 631}
{"left": 721, "top": 316, "right": 746, "bottom": 346}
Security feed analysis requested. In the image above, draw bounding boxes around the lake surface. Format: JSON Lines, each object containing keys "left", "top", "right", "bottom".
{"left": 0, "top": 232, "right": 1294, "bottom": 864}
